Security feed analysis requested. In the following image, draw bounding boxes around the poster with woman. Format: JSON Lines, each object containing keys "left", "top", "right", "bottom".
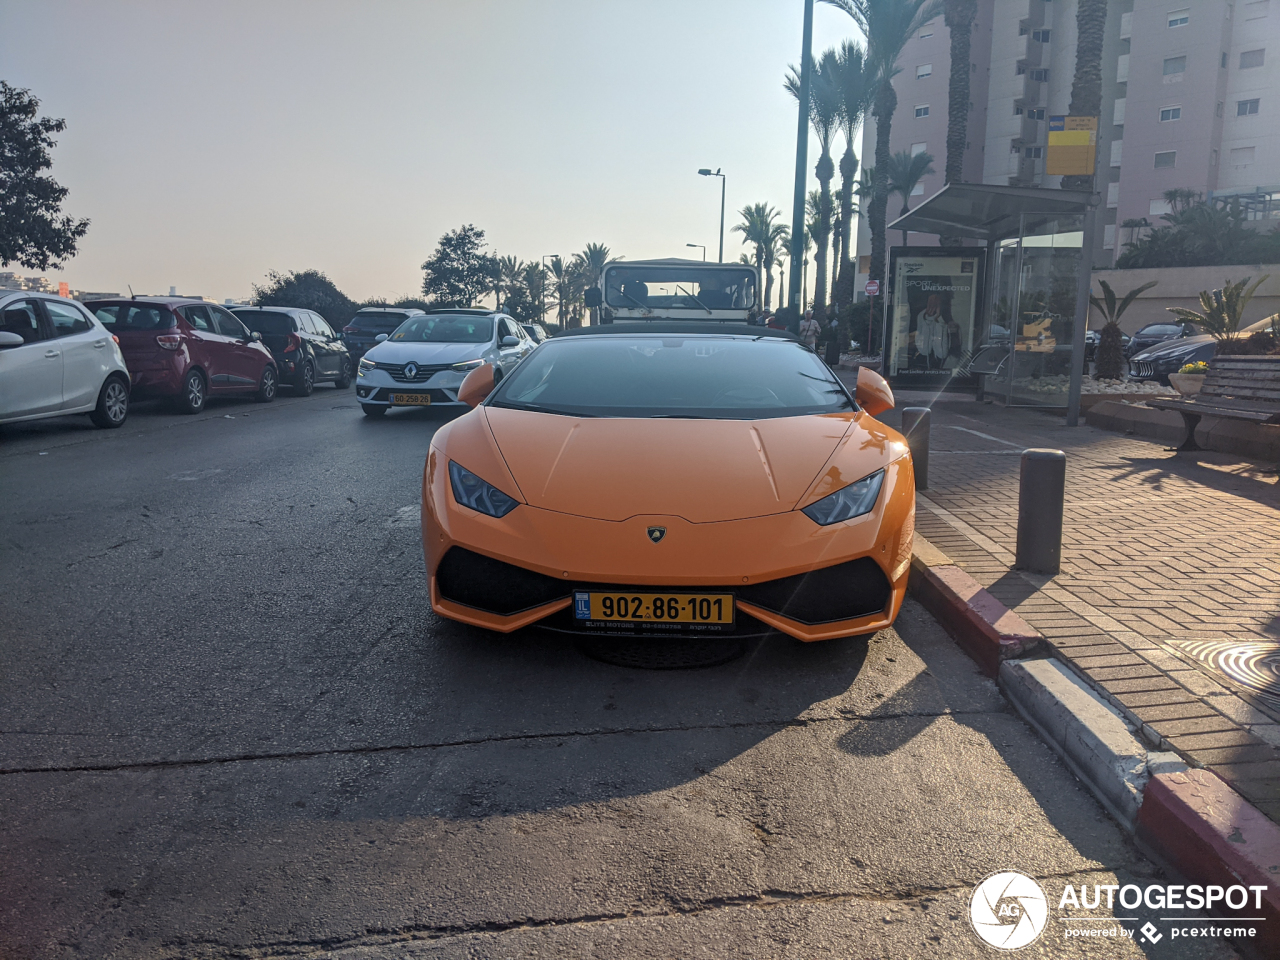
{"left": 886, "top": 250, "right": 984, "bottom": 383}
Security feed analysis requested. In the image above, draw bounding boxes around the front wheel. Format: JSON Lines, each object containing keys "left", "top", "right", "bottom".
{"left": 361, "top": 403, "right": 386, "bottom": 417}
{"left": 256, "top": 365, "right": 277, "bottom": 403}
{"left": 90, "top": 375, "right": 130, "bottom": 428}
{"left": 334, "top": 357, "right": 352, "bottom": 389}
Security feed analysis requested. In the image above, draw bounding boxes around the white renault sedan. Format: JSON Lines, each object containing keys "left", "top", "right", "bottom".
{"left": 354, "top": 309, "right": 535, "bottom": 417}
{"left": 0, "top": 292, "right": 131, "bottom": 428}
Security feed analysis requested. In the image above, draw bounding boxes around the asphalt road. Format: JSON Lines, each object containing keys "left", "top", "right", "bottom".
{"left": 0, "top": 390, "right": 1239, "bottom": 959}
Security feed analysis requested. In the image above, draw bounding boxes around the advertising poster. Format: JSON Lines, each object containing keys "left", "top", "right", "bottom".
{"left": 888, "top": 251, "right": 984, "bottom": 381}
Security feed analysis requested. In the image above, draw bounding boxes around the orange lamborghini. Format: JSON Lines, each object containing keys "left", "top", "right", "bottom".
{"left": 421, "top": 322, "right": 915, "bottom": 643}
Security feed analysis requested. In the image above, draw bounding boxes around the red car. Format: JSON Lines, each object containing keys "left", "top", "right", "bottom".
{"left": 85, "top": 298, "right": 278, "bottom": 413}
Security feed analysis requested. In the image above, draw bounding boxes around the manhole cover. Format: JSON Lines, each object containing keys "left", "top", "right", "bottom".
{"left": 1177, "top": 640, "right": 1280, "bottom": 707}
{"left": 577, "top": 637, "right": 748, "bottom": 669}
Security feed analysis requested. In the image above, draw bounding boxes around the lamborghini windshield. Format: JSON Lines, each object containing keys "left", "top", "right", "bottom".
{"left": 489, "top": 336, "right": 853, "bottom": 419}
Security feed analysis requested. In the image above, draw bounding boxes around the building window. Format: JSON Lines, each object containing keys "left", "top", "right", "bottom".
{"left": 1168, "top": 9, "right": 1190, "bottom": 27}
{"left": 911, "top": 142, "right": 928, "bottom": 156}
{"left": 1016, "top": 63, "right": 1027, "bottom": 75}
{"left": 1238, "top": 98, "right": 1261, "bottom": 116}
{"left": 1163, "top": 56, "right": 1186, "bottom": 75}
{"left": 915, "top": 104, "right": 930, "bottom": 118}
{"left": 1216, "top": 100, "right": 1225, "bottom": 117}
{"left": 1011, "top": 142, "right": 1022, "bottom": 153}
{"left": 1222, "top": 51, "right": 1228, "bottom": 68}
{"left": 1211, "top": 149, "right": 1219, "bottom": 166}
{"left": 1031, "top": 68, "right": 1050, "bottom": 82}
{"left": 1159, "top": 106, "right": 1182, "bottom": 121}
{"left": 1028, "top": 108, "right": 1044, "bottom": 120}
{"left": 1240, "top": 49, "right": 1266, "bottom": 68}
{"left": 1019, "top": 24, "right": 1029, "bottom": 35}
{"left": 1032, "top": 29, "right": 1051, "bottom": 42}
{"left": 1154, "top": 151, "right": 1177, "bottom": 168}
{"left": 917, "top": 63, "right": 932, "bottom": 78}
{"left": 1244, "top": 0, "right": 1270, "bottom": 20}
{"left": 1025, "top": 146, "right": 1044, "bottom": 158}
{"left": 1230, "top": 145, "right": 1256, "bottom": 166}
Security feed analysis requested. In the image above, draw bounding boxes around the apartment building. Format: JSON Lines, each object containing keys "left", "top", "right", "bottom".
{"left": 855, "top": 0, "right": 1280, "bottom": 275}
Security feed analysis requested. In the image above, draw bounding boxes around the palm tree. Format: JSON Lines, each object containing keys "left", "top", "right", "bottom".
{"left": 823, "top": 0, "right": 941, "bottom": 332}
{"left": 1089, "top": 278, "right": 1158, "bottom": 379}
{"left": 1168, "top": 276, "right": 1271, "bottom": 345}
{"left": 831, "top": 40, "right": 870, "bottom": 308}
{"left": 1060, "top": 0, "right": 1108, "bottom": 193}
{"left": 549, "top": 256, "right": 570, "bottom": 326}
{"left": 942, "top": 0, "right": 977, "bottom": 185}
{"left": 786, "top": 48, "right": 843, "bottom": 317}
{"left": 497, "top": 255, "right": 525, "bottom": 311}
{"left": 732, "top": 204, "right": 787, "bottom": 310}
{"left": 886, "top": 149, "right": 936, "bottom": 246}
{"left": 572, "top": 243, "right": 613, "bottom": 324}
{"left": 763, "top": 223, "right": 789, "bottom": 312}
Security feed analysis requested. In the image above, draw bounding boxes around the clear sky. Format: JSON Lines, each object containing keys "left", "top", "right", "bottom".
{"left": 1, "top": 1, "right": 861, "bottom": 302}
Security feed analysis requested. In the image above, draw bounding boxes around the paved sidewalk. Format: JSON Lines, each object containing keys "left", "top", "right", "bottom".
{"left": 852, "top": 379, "right": 1280, "bottom": 823}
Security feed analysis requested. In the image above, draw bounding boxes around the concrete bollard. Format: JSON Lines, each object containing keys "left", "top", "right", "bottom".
{"left": 1016, "top": 449, "right": 1066, "bottom": 575}
{"left": 901, "top": 407, "right": 930, "bottom": 491}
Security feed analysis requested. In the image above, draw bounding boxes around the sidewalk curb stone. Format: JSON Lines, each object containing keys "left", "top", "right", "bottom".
{"left": 908, "top": 533, "right": 1278, "bottom": 958}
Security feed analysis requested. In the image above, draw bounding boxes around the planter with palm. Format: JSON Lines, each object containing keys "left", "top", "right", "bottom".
{"left": 1089, "top": 279, "right": 1157, "bottom": 379}
{"left": 886, "top": 149, "right": 935, "bottom": 246}
{"left": 1168, "top": 276, "right": 1271, "bottom": 355}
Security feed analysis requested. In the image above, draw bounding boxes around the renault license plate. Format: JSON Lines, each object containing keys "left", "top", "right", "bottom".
{"left": 390, "top": 393, "right": 431, "bottom": 406}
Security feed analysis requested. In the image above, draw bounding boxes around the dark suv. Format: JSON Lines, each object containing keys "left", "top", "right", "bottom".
{"left": 232, "top": 306, "right": 352, "bottom": 395}
{"left": 85, "top": 298, "right": 278, "bottom": 413}
{"left": 342, "top": 307, "right": 425, "bottom": 362}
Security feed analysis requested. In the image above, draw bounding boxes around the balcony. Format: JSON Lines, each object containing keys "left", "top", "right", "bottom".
{"left": 1113, "top": 97, "right": 1126, "bottom": 125}
{"left": 1013, "top": 114, "right": 1040, "bottom": 145}
{"left": 1120, "top": 11, "right": 1132, "bottom": 40}
{"left": 1116, "top": 54, "right": 1129, "bottom": 83}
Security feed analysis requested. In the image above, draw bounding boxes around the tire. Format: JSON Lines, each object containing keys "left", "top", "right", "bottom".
{"left": 176, "top": 369, "right": 206, "bottom": 414}
{"left": 295, "top": 360, "right": 315, "bottom": 396}
{"left": 256, "top": 365, "right": 278, "bottom": 403}
{"left": 334, "top": 357, "right": 352, "bottom": 389}
{"left": 90, "top": 375, "right": 130, "bottom": 428}
{"left": 361, "top": 403, "right": 386, "bottom": 417}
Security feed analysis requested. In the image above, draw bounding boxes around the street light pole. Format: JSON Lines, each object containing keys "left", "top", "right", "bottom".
{"left": 686, "top": 243, "right": 706, "bottom": 261}
{"left": 787, "top": 0, "right": 814, "bottom": 329}
{"left": 698, "top": 168, "right": 726, "bottom": 262}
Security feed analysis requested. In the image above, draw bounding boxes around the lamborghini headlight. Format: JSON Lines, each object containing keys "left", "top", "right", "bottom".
{"left": 449, "top": 461, "right": 519, "bottom": 518}
{"left": 801, "top": 469, "right": 884, "bottom": 526}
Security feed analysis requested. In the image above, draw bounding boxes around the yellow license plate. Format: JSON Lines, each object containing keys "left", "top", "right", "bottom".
{"left": 390, "top": 393, "right": 431, "bottom": 406}
{"left": 575, "top": 591, "right": 734, "bottom": 624}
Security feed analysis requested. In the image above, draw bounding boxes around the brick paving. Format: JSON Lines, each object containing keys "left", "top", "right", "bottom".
{"left": 862, "top": 382, "right": 1280, "bottom": 822}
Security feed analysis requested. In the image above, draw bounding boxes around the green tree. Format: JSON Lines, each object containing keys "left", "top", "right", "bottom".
{"left": 421, "top": 225, "right": 500, "bottom": 307}
{"left": 886, "top": 149, "right": 936, "bottom": 246}
{"left": 831, "top": 40, "right": 870, "bottom": 307}
{"left": 823, "top": 0, "right": 940, "bottom": 337}
{"left": 0, "top": 81, "right": 90, "bottom": 270}
{"left": 733, "top": 203, "right": 786, "bottom": 309}
{"left": 1059, "top": 0, "right": 1108, "bottom": 193}
{"left": 786, "top": 49, "right": 842, "bottom": 316}
{"left": 1088, "top": 278, "right": 1158, "bottom": 379}
{"left": 1168, "top": 276, "right": 1271, "bottom": 347}
{"left": 1116, "top": 192, "right": 1280, "bottom": 268}
{"left": 253, "top": 269, "right": 358, "bottom": 327}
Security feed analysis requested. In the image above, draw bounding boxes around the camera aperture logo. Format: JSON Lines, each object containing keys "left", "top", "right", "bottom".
{"left": 970, "top": 871, "right": 1048, "bottom": 950}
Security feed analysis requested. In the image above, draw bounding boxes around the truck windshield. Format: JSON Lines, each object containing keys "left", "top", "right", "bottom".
{"left": 489, "top": 335, "right": 852, "bottom": 419}
{"left": 604, "top": 267, "right": 756, "bottom": 311}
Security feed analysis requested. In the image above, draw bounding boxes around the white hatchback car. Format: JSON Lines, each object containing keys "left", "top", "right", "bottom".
{"left": 354, "top": 309, "right": 535, "bottom": 417}
{"left": 0, "top": 292, "right": 131, "bottom": 428}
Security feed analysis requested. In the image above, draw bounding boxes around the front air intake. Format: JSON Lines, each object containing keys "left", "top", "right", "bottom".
{"left": 737, "top": 557, "right": 891, "bottom": 624}
{"left": 436, "top": 547, "right": 570, "bottom": 615}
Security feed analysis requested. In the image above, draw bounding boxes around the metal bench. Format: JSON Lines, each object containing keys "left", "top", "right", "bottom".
{"left": 1148, "top": 356, "right": 1280, "bottom": 451}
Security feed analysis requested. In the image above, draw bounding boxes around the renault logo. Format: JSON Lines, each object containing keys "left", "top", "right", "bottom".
{"left": 647, "top": 526, "right": 667, "bottom": 543}
{"left": 404, "top": 362, "right": 419, "bottom": 379}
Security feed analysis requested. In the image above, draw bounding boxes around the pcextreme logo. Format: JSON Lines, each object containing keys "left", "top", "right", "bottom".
{"left": 968, "top": 872, "right": 1269, "bottom": 950}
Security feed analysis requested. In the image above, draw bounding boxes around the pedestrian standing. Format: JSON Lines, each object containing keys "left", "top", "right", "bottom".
{"left": 799, "top": 309, "right": 820, "bottom": 348}
{"left": 824, "top": 302, "right": 842, "bottom": 365}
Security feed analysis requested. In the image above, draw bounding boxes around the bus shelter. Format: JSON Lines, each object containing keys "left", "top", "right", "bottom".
{"left": 886, "top": 183, "right": 1093, "bottom": 412}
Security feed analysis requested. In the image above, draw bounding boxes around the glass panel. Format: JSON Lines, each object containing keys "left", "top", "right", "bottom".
{"left": 1007, "top": 215, "right": 1084, "bottom": 408}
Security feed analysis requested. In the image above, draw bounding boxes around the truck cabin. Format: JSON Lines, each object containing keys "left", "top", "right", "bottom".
{"left": 592, "top": 259, "right": 759, "bottom": 323}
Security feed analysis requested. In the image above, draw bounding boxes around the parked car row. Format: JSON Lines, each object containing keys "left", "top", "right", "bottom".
{"left": 1128, "top": 315, "right": 1277, "bottom": 383}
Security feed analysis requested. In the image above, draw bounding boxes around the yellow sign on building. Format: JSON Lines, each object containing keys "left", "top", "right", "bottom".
{"left": 1046, "top": 116, "right": 1097, "bottom": 176}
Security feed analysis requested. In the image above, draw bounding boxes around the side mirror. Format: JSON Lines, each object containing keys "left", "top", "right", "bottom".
{"left": 584, "top": 288, "right": 602, "bottom": 308}
{"left": 375, "top": 333, "right": 389, "bottom": 342}
{"left": 249, "top": 331, "right": 263, "bottom": 342}
{"left": 458, "top": 362, "right": 501, "bottom": 408}
{"left": 500, "top": 336, "right": 519, "bottom": 347}
{"left": 0, "top": 331, "right": 26, "bottom": 349}
{"left": 855, "top": 366, "right": 894, "bottom": 416}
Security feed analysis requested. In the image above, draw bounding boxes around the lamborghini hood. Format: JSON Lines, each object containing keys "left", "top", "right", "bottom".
{"left": 482, "top": 407, "right": 868, "bottom": 523}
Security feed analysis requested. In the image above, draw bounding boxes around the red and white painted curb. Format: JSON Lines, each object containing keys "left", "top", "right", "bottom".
{"left": 909, "top": 534, "right": 1280, "bottom": 960}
